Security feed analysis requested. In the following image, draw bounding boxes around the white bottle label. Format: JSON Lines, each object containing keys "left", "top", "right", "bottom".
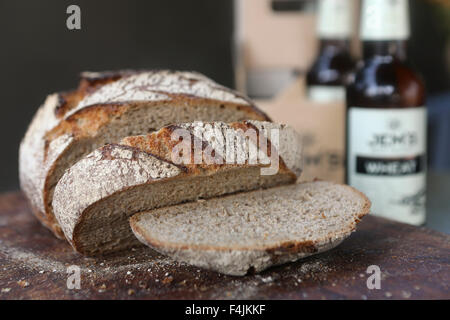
{"left": 317, "top": 0, "right": 354, "bottom": 39}
{"left": 308, "top": 85, "right": 346, "bottom": 103}
{"left": 347, "top": 107, "right": 427, "bottom": 225}
{"left": 360, "top": 0, "right": 410, "bottom": 40}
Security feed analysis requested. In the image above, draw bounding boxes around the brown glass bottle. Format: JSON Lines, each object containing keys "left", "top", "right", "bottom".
{"left": 306, "top": 0, "right": 355, "bottom": 102}
{"left": 306, "top": 39, "right": 355, "bottom": 89}
{"left": 346, "top": 0, "right": 427, "bottom": 225}
{"left": 346, "top": 41, "right": 425, "bottom": 108}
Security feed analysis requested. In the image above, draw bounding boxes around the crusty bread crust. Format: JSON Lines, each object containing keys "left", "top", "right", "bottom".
{"left": 120, "top": 121, "right": 300, "bottom": 177}
{"left": 129, "top": 181, "right": 371, "bottom": 276}
{"left": 19, "top": 70, "right": 270, "bottom": 238}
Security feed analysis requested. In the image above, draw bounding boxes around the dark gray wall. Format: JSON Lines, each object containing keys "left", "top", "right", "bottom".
{"left": 0, "top": 0, "right": 234, "bottom": 191}
{"left": 1, "top": 0, "right": 448, "bottom": 191}
{"left": 410, "top": 0, "right": 450, "bottom": 94}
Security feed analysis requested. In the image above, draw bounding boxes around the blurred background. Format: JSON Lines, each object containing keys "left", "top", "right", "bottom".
{"left": 0, "top": 0, "right": 449, "bottom": 231}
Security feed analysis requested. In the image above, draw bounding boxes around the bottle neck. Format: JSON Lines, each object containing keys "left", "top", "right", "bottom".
{"left": 362, "top": 40, "right": 408, "bottom": 61}
{"left": 319, "top": 39, "right": 351, "bottom": 55}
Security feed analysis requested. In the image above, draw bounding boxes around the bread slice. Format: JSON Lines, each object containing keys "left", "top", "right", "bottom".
{"left": 52, "top": 121, "right": 302, "bottom": 256}
{"left": 19, "top": 70, "right": 269, "bottom": 238}
{"left": 130, "top": 181, "right": 370, "bottom": 276}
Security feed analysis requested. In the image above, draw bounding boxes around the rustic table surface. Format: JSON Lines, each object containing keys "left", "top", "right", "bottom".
{"left": 0, "top": 191, "right": 448, "bottom": 300}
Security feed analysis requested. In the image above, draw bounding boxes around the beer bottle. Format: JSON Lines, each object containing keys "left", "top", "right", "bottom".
{"left": 346, "top": 0, "right": 427, "bottom": 225}
{"left": 306, "top": 0, "right": 355, "bottom": 102}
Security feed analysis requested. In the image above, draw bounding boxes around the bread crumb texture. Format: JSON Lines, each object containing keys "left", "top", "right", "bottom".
{"left": 131, "top": 181, "right": 370, "bottom": 275}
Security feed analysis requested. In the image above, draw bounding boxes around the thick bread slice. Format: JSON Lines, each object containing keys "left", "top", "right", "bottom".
{"left": 19, "top": 70, "right": 269, "bottom": 238}
{"left": 130, "top": 182, "right": 370, "bottom": 276}
{"left": 52, "top": 121, "right": 302, "bottom": 256}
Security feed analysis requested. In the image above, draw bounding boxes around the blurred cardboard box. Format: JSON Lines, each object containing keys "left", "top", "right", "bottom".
{"left": 234, "top": 0, "right": 349, "bottom": 183}
{"left": 237, "top": 0, "right": 317, "bottom": 71}
{"left": 256, "top": 77, "right": 346, "bottom": 183}
{"left": 234, "top": 0, "right": 317, "bottom": 95}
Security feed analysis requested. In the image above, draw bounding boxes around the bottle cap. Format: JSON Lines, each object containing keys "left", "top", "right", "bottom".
{"left": 360, "top": 0, "right": 410, "bottom": 41}
{"left": 317, "top": 0, "right": 354, "bottom": 39}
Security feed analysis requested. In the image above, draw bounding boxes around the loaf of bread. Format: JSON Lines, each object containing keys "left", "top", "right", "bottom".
{"left": 20, "top": 69, "right": 370, "bottom": 276}
{"left": 19, "top": 70, "right": 269, "bottom": 238}
{"left": 52, "top": 120, "right": 303, "bottom": 255}
{"left": 130, "top": 181, "right": 370, "bottom": 276}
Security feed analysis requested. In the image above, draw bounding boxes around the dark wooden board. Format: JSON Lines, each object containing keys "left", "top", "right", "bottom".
{"left": 0, "top": 191, "right": 448, "bottom": 300}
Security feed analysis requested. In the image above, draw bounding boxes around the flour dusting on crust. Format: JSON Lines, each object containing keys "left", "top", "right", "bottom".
{"left": 69, "top": 71, "right": 250, "bottom": 118}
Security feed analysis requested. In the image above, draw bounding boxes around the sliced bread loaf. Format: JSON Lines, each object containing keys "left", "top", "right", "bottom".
{"left": 52, "top": 121, "right": 302, "bottom": 256}
{"left": 19, "top": 70, "right": 269, "bottom": 238}
{"left": 130, "top": 181, "right": 370, "bottom": 276}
